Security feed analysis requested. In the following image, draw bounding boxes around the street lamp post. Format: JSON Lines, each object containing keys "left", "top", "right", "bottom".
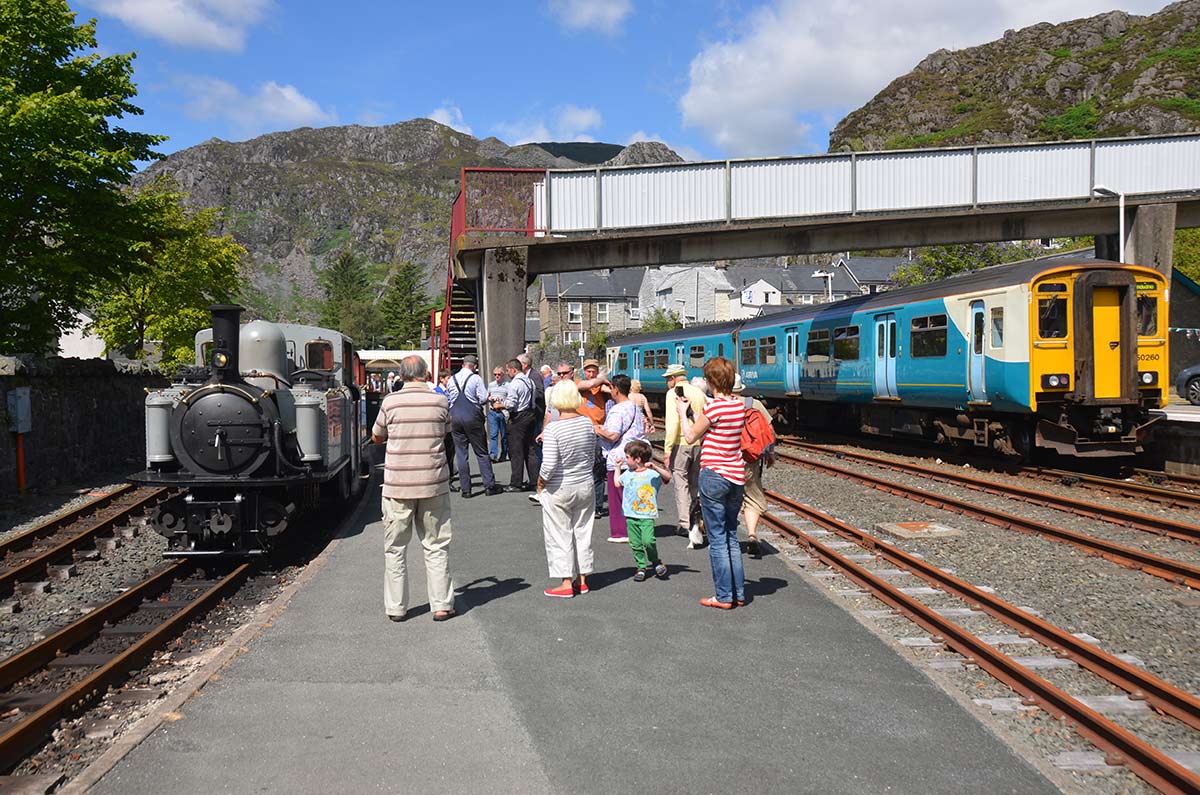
{"left": 673, "top": 298, "right": 690, "bottom": 328}
{"left": 812, "top": 270, "right": 834, "bottom": 303}
{"left": 1092, "top": 184, "right": 1125, "bottom": 263}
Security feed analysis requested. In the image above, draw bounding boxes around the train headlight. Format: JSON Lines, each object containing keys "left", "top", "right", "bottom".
{"left": 1041, "top": 374, "right": 1070, "bottom": 389}
{"left": 213, "top": 351, "right": 229, "bottom": 367}
{"left": 1139, "top": 371, "right": 1158, "bottom": 386}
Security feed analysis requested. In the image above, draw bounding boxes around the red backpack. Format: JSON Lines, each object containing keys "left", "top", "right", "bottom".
{"left": 741, "top": 397, "right": 776, "bottom": 463}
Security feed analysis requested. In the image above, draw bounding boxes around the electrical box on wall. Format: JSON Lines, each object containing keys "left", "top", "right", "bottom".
{"left": 6, "top": 387, "right": 31, "bottom": 433}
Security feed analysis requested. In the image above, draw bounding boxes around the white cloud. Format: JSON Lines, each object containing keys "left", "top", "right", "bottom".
{"left": 548, "top": 0, "right": 633, "bottom": 34}
{"left": 179, "top": 77, "right": 337, "bottom": 137}
{"left": 496, "top": 105, "right": 603, "bottom": 144}
{"left": 681, "top": 0, "right": 1171, "bottom": 156}
{"left": 429, "top": 105, "right": 473, "bottom": 135}
{"left": 89, "top": 0, "right": 272, "bottom": 51}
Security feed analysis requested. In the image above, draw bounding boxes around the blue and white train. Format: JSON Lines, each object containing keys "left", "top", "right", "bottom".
{"left": 608, "top": 257, "right": 1169, "bottom": 458}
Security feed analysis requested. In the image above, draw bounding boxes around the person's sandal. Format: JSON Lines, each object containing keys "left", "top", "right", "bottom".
{"left": 699, "top": 596, "right": 734, "bottom": 610}
{"left": 746, "top": 537, "right": 760, "bottom": 556}
{"left": 653, "top": 562, "right": 668, "bottom": 579}
{"left": 633, "top": 569, "right": 647, "bottom": 582}
{"left": 433, "top": 609, "right": 456, "bottom": 622}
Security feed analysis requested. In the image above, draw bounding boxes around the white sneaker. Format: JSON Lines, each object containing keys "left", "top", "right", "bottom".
{"left": 527, "top": 492, "right": 541, "bottom": 505}
{"left": 606, "top": 536, "right": 628, "bottom": 543}
{"left": 688, "top": 523, "right": 705, "bottom": 547}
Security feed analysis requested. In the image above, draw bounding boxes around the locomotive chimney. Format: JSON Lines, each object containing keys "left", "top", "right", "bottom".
{"left": 209, "top": 304, "right": 243, "bottom": 382}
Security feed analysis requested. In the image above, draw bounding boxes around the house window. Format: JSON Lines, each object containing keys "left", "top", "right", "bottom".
{"left": 564, "top": 331, "right": 584, "bottom": 343}
{"left": 689, "top": 345, "right": 705, "bottom": 367}
{"left": 833, "top": 326, "right": 860, "bottom": 360}
{"left": 910, "top": 314, "right": 948, "bottom": 357}
{"left": 596, "top": 303, "right": 609, "bottom": 324}
{"left": 806, "top": 329, "right": 830, "bottom": 362}
{"left": 629, "top": 298, "right": 641, "bottom": 320}
{"left": 801, "top": 294, "right": 815, "bottom": 305}
{"left": 759, "top": 336, "right": 777, "bottom": 365}
{"left": 567, "top": 302, "right": 582, "bottom": 324}
{"left": 740, "top": 337, "right": 758, "bottom": 366}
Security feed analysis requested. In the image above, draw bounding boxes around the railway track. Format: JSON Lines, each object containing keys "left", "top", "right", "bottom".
{"left": 762, "top": 491, "right": 1200, "bottom": 794}
{"left": 0, "top": 560, "right": 250, "bottom": 772}
{"left": 780, "top": 439, "right": 1200, "bottom": 544}
{"left": 0, "top": 485, "right": 170, "bottom": 596}
{"left": 1135, "top": 468, "right": 1200, "bottom": 494}
{"left": 770, "top": 446, "right": 1200, "bottom": 589}
{"left": 1020, "top": 467, "right": 1200, "bottom": 511}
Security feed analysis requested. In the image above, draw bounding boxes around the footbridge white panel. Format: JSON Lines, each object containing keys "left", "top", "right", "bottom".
{"left": 528, "top": 133, "right": 1200, "bottom": 234}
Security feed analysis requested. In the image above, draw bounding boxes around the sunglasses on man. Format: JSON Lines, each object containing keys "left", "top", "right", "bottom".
{"left": 556, "top": 369, "right": 574, "bottom": 376}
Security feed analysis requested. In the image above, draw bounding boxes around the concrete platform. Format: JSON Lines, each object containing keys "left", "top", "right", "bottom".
{"left": 89, "top": 462, "right": 1055, "bottom": 794}
{"left": 1154, "top": 403, "right": 1200, "bottom": 422}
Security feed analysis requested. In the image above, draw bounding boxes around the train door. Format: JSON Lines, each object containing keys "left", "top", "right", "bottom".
{"left": 675, "top": 343, "right": 685, "bottom": 365}
{"left": 1092, "top": 287, "right": 1122, "bottom": 399}
{"left": 785, "top": 326, "right": 801, "bottom": 393}
{"left": 873, "top": 314, "right": 898, "bottom": 398}
{"left": 968, "top": 301, "right": 987, "bottom": 403}
{"left": 632, "top": 348, "right": 642, "bottom": 382}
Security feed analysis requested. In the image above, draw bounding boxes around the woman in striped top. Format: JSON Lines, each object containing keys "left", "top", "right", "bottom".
{"left": 537, "top": 379, "right": 598, "bottom": 598}
{"left": 677, "top": 357, "right": 747, "bottom": 609}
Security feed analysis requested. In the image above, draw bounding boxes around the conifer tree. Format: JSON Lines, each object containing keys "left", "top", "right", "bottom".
{"left": 379, "top": 262, "right": 429, "bottom": 348}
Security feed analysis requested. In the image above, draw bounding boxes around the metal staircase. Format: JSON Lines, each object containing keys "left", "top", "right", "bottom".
{"left": 443, "top": 280, "right": 479, "bottom": 371}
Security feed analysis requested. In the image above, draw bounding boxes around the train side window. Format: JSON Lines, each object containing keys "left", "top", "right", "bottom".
{"left": 990, "top": 308, "right": 1004, "bottom": 348}
{"left": 1038, "top": 298, "right": 1068, "bottom": 338}
{"left": 910, "top": 314, "right": 948, "bottom": 357}
{"left": 617, "top": 352, "right": 628, "bottom": 370}
{"left": 307, "top": 340, "right": 335, "bottom": 369}
{"left": 689, "top": 345, "right": 705, "bottom": 367}
{"left": 1137, "top": 295, "right": 1157, "bottom": 335}
{"left": 740, "top": 337, "right": 758, "bottom": 365}
{"left": 759, "top": 336, "right": 777, "bottom": 365}
{"left": 718, "top": 343, "right": 725, "bottom": 358}
{"left": 973, "top": 312, "right": 984, "bottom": 355}
{"left": 806, "top": 329, "right": 830, "bottom": 362}
{"left": 833, "top": 326, "right": 859, "bottom": 360}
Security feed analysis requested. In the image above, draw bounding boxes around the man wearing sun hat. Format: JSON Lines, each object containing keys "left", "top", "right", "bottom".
{"left": 662, "top": 362, "right": 707, "bottom": 547}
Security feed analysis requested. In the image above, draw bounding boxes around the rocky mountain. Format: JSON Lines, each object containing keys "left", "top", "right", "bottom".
{"left": 136, "top": 119, "right": 681, "bottom": 321}
{"left": 829, "top": 0, "right": 1200, "bottom": 151}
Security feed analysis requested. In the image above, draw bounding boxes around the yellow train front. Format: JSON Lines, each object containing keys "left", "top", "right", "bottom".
{"left": 1029, "top": 263, "right": 1168, "bottom": 456}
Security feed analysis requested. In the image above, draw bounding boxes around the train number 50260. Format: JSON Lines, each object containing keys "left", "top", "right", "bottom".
{"left": 1137, "top": 353, "right": 1160, "bottom": 361}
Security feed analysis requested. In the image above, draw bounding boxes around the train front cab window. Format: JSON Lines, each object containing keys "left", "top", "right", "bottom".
{"left": 307, "top": 340, "right": 335, "bottom": 370}
{"left": 1135, "top": 280, "right": 1166, "bottom": 403}
{"left": 1037, "top": 284, "right": 1069, "bottom": 339}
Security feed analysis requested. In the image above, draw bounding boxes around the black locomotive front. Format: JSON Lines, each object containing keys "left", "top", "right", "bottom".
{"left": 134, "top": 305, "right": 314, "bottom": 555}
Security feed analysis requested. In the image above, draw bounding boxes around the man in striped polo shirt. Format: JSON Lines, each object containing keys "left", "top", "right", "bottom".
{"left": 370, "top": 355, "right": 456, "bottom": 623}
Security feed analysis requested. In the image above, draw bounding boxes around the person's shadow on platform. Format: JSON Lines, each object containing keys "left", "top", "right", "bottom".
{"left": 744, "top": 576, "right": 788, "bottom": 602}
{"left": 454, "top": 576, "right": 531, "bottom": 615}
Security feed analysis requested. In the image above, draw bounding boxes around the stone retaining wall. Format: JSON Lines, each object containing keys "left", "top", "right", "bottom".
{"left": 0, "top": 357, "right": 166, "bottom": 500}
{"left": 1152, "top": 419, "right": 1200, "bottom": 476}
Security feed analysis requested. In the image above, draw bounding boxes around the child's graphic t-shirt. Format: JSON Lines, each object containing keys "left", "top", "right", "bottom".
{"left": 619, "top": 468, "right": 662, "bottom": 519}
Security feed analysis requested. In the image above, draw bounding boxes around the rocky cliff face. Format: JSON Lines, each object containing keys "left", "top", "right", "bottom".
{"left": 136, "top": 119, "right": 681, "bottom": 321}
{"left": 829, "top": 0, "right": 1200, "bottom": 151}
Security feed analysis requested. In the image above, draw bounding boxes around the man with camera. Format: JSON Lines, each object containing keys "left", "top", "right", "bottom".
{"left": 662, "top": 363, "right": 706, "bottom": 548}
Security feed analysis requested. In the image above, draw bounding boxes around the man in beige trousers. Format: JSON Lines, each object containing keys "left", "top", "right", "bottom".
{"left": 371, "top": 355, "right": 456, "bottom": 622}
{"left": 662, "top": 363, "right": 707, "bottom": 548}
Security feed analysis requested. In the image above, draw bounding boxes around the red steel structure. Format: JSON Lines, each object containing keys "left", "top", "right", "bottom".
{"left": 431, "top": 168, "right": 545, "bottom": 376}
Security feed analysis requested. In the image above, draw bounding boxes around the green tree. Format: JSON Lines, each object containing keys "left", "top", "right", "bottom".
{"left": 1175, "top": 228, "right": 1200, "bottom": 284}
{"left": 0, "top": 0, "right": 165, "bottom": 353}
{"left": 318, "top": 248, "right": 383, "bottom": 345}
{"left": 640, "top": 307, "right": 684, "bottom": 333}
{"left": 379, "top": 261, "right": 429, "bottom": 348}
{"left": 891, "top": 241, "right": 1044, "bottom": 286}
{"left": 87, "top": 178, "right": 246, "bottom": 368}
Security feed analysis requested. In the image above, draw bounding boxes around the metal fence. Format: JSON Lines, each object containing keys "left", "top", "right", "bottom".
{"left": 461, "top": 133, "right": 1200, "bottom": 236}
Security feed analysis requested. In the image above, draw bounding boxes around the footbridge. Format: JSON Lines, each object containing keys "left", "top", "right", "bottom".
{"left": 436, "top": 132, "right": 1200, "bottom": 370}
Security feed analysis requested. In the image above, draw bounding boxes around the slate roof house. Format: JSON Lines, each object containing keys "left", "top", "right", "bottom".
{"left": 538, "top": 270, "right": 646, "bottom": 344}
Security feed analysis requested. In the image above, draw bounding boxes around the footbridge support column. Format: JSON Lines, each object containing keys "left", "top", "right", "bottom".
{"left": 1094, "top": 202, "right": 1176, "bottom": 283}
{"left": 479, "top": 246, "right": 529, "bottom": 372}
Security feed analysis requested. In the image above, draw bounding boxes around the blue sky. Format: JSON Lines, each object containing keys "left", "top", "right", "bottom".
{"left": 80, "top": 0, "right": 1171, "bottom": 162}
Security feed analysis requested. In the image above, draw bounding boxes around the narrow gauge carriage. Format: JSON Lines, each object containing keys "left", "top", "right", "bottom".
{"left": 131, "top": 305, "right": 370, "bottom": 556}
{"left": 608, "top": 258, "right": 1169, "bottom": 458}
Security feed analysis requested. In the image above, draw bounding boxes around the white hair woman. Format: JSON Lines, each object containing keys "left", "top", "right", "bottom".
{"left": 536, "top": 379, "right": 598, "bottom": 598}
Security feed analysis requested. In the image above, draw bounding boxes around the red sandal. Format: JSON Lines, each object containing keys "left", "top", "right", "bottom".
{"left": 700, "top": 597, "right": 734, "bottom": 610}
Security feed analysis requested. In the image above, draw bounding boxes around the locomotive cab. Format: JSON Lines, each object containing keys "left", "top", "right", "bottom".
{"left": 1030, "top": 265, "right": 1168, "bottom": 456}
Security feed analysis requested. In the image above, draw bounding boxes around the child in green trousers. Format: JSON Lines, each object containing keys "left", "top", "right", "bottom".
{"left": 615, "top": 439, "right": 672, "bottom": 581}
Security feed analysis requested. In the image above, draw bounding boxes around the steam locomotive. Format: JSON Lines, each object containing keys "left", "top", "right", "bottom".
{"left": 131, "top": 305, "right": 369, "bottom": 556}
